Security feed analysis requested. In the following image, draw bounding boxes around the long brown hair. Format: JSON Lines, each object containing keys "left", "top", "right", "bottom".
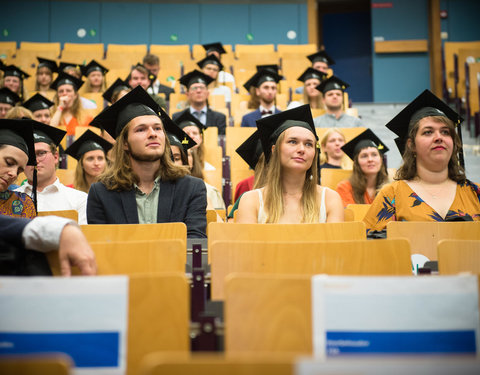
{"left": 349, "top": 150, "right": 389, "bottom": 204}
{"left": 263, "top": 131, "right": 320, "bottom": 223}
{"left": 99, "top": 120, "right": 189, "bottom": 191}
{"left": 395, "top": 115, "right": 465, "bottom": 183}
{"left": 189, "top": 148, "right": 204, "bottom": 180}
{"left": 53, "top": 88, "right": 88, "bottom": 126}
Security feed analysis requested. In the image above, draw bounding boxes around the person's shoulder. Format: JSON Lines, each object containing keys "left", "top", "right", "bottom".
{"left": 208, "top": 108, "right": 226, "bottom": 118}
{"left": 171, "top": 108, "right": 187, "bottom": 120}
{"left": 158, "top": 84, "right": 174, "bottom": 94}
{"left": 463, "top": 179, "right": 480, "bottom": 195}
{"left": 177, "top": 174, "right": 205, "bottom": 187}
{"left": 61, "top": 184, "right": 88, "bottom": 197}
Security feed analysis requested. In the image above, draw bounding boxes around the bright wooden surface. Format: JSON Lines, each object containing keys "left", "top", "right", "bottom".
{"left": 345, "top": 204, "right": 371, "bottom": 221}
{"left": 444, "top": 41, "right": 480, "bottom": 94}
{"left": 235, "top": 44, "right": 275, "bottom": 58}
{"left": 140, "top": 353, "right": 293, "bottom": 375}
{"left": 225, "top": 274, "right": 313, "bottom": 354}
{"left": 47, "top": 239, "right": 186, "bottom": 276}
{"left": 80, "top": 223, "right": 187, "bottom": 247}
{"left": 320, "top": 168, "right": 352, "bottom": 190}
{"left": 128, "top": 273, "right": 190, "bottom": 375}
{"left": 387, "top": 221, "right": 480, "bottom": 261}
{"left": 55, "top": 169, "right": 75, "bottom": 186}
{"left": 438, "top": 239, "right": 480, "bottom": 274}
{"left": 315, "top": 127, "right": 366, "bottom": 143}
{"left": 211, "top": 238, "right": 411, "bottom": 299}
{"left": 456, "top": 48, "right": 480, "bottom": 99}
{"left": 468, "top": 62, "right": 480, "bottom": 116}
{"left": 0, "top": 354, "right": 72, "bottom": 375}
{"left": 38, "top": 209, "right": 78, "bottom": 222}
{"left": 374, "top": 40, "right": 428, "bottom": 53}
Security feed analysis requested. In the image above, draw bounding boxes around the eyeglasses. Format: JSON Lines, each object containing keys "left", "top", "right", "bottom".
{"left": 35, "top": 150, "right": 52, "bottom": 161}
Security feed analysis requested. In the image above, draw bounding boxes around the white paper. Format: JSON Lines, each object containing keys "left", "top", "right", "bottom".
{"left": 0, "top": 276, "right": 129, "bottom": 375}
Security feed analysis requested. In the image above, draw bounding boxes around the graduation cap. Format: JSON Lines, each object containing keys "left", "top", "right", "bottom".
{"left": 65, "top": 129, "right": 113, "bottom": 160}
{"left": 32, "top": 121, "right": 66, "bottom": 147}
{"left": 236, "top": 130, "right": 263, "bottom": 170}
{"left": 23, "top": 93, "right": 54, "bottom": 113}
{"left": 243, "top": 68, "right": 283, "bottom": 92}
{"left": 90, "top": 86, "right": 162, "bottom": 139}
{"left": 202, "top": 42, "right": 226, "bottom": 55}
{"left": 196, "top": 55, "right": 224, "bottom": 71}
{"left": 256, "top": 64, "right": 280, "bottom": 74}
{"left": 341, "top": 128, "right": 389, "bottom": 161}
{"left": 0, "top": 118, "right": 36, "bottom": 166}
{"left": 385, "top": 89, "right": 464, "bottom": 165}
{"left": 164, "top": 121, "right": 197, "bottom": 154}
{"left": 256, "top": 104, "right": 317, "bottom": 162}
{"left": 297, "top": 67, "right": 327, "bottom": 83}
{"left": 59, "top": 61, "right": 82, "bottom": 73}
{"left": 179, "top": 70, "right": 214, "bottom": 89}
{"left": 0, "top": 64, "right": 30, "bottom": 80}
{"left": 316, "top": 75, "right": 349, "bottom": 94}
{"left": 81, "top": 59, "right": 109, "bottom": 77}
{"left": 50, "top": 72, "right": 84, "bottom": 91}
{"left": 0, "top": 87, "right": 21, "bottom": 106}
{"left": 307, "top": 50, "right": 335, "bottom": 66}
{"left": 102, "top": 78, "right": 131, "bottom": 104}
{"left": 174, "top": 110, "right": 206, "bottom": 132}
{"left": 36, "top": 57, "right": 58, "bottom": 73}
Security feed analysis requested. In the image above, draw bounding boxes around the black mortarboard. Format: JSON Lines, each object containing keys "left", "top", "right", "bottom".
{"left": 307, "top": 50, "right": 335, "bottom": 66}
{"left": 256, "top": 64, "right": 280, "bottom": 74}
{"left": 0, "top": 64, "right": 30, "bottom": 80}
{"left": 236, "top": 130, "right": 263, "bottom": 170}
{"left": 50, "top": 72, "right": 84, "bottom": 91}
{"left": 297, "top": 67, "right": 327, "bottom": 83}
{"left": 243, "top": 68, "right": 283, "bottom": 92}
{"left": 0, "top": 87, "right": 21, "bottom": 105}
{"left": 174, "top": 110, "right": 206, "bottom": 132}
{"left": 65, "top": 129, "right": 113, "bottom": 160}
{"left": 102, "top": 78, "right": 131, "bottom": 104}
{"left": 385, "top": 90, "right": 464, "bottom": 166}
{"left": 90, "top": 86, "right": 161, "bottom": 139}
{"left": 179, "top": 70, "right": 214, "bottom": 89}
{"left": 197, "top": 55, "right": 224, "bottom": 72}
{"left": 164, "top": 122, "right": 196, "bottom": 154}
{"left": 32, "top": 121, "right": 66, "bottom": 147}
{"left": 81, "top": 59, "right": 109, "bottom": 77}
{"left": 316, "top": 76, "right": 349, "bottom": 94}
{"left": 341, "top": 128, "right": 389, "bottom": 161}
{"left": 0, "top": 119, "right": 36, "bottom": 166}
{"left": 23, "top": 93, "right": 54, "bottom": 113}
{"left": 202, "top": 42, "right": 226, "bottom": 55}
{"left": 256, "top": 104, "right": 317, "bottom": 162}
{"left": 37, "top": 57, "right": 58, "bottom": 73}
{"left": 59, "top": 61, "right": 82, "bottom": 73}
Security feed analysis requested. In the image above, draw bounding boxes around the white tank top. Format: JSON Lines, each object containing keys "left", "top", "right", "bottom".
{"left": 256, "top": 187, "right": 328, "bottom": 223}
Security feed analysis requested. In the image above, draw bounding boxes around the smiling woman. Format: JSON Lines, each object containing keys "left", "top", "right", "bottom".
{"left": 236, "top": 104, "right": 344, "bottom": 224}
{"left": 363, "top": 90, "right": 480, "bottom": 232}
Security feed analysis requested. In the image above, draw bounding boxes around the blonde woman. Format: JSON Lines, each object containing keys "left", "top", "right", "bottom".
{"left": 237, "top": 104, "right": 344, "bottom": 223}
{"left": 287, "top": 67, "right": 326, "bottom": 110}
{"left": 319, "top": 128, "right": 350, "bottom": 169}
{"left": 35, "top": 57, "right": 57, "bottom": 100}
{"left": 81, "top": 60, "right": 108, "bottom": 94}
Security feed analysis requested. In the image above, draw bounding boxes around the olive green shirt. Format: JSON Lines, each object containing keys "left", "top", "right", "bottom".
{"left": 135, "top": 177, "right": 160, "bottom": 224}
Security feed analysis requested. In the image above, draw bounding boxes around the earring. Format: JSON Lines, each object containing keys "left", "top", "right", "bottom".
{"left": 309, "top": 174, "right": 313, "bottom": 180}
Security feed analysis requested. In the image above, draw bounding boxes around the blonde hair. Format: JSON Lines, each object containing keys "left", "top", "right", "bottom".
{"left": 99, "top": 120, "right": 189, "bottom": 191}
{"left": 53, "top": 88, "right": 88, "bottom": 126}
{"left": 263, "top": 131, "right": 320, "bottom": 223}
{"left": 302, "top": 79, "right": 324, "bottom": 110}
{"left": 84, "top": 74, "right": 107, "bottom": 93}
{"left": 35, "top": 66, "right": 53, "bottom": 91}
{"left": 252, "top": 153, "right": 267, "bottom": 189}
{"left": 319, "top": 128, "right": 349, "bottom": 168}
{"left": 189, "top": 148, "right": 204, "bottom": 180}
{"left": 5, "top": 106, "right": 33, "bottom": 119}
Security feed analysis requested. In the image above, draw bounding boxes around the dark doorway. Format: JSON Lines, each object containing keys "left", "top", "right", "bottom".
{"left": 318, "top": 0, "right": 373, "bottom": 102}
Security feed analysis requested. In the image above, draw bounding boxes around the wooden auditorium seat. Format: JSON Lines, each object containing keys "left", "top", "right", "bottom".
{"left": 55, "top": 169, "right": 75, "bottom": 186}
{"left": 139, "top": 353, "right": 293, "bottom": 375}
{"left": 211, "top": 238, "right": 411, "bottom": 299}
{"left": 80, "top": 222, "right": 187, "bottom": 247}
{"left": 320, "top": 168, "right": 352, "bottom": 190}
{"left": 0, "top": 41, "right": 17, "bottom": 62}
{"left": 61, "top": 43, "right": 104, "bottom": 62}
{"left": 235, "top": 44, "right": 275, "bottom": 58}
{"left": 150, "top": 44, "right": 190, "bottom": 56}
{"left": 20, "top": 41, "right": 61, "bottom": 55}
{"left": 0, "top": 354, "right": 72, "bottom": 375}
{"left": 315, "top": 127, "right": 366, "bottom": 143}
{"left": 345, "top": 204, "right": 371, "bottom": 221}
{"left": 277, "top": 43, "right": 317, "bottom": 56}
{"left": 387, "top": 221, "right": 480, "bottom": 261}
{"left": 38, "top": 209, "right": 78, "bottom": 222}
{"left": 443, "top": 41, "right": 480, "bottom": 97}
{"left": 192, "top": 44, "right": 234, "bottom": 60}
{"left": 203, "top": 145, "right": 223, "bottom": 192}
{"left": 437, "top": 239, "right": 480, "bottom": 275}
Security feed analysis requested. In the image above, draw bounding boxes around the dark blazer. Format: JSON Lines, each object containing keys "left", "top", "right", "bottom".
{"left": 0, "top": 214, "right": 30, "bottom": 248}
{"left": 172, "top": 108, "right": 227, "bottom": 135}
{"left": 241, "top": 107, "right": 282, "bottom": 127}
{"left": 87, "top": 175, "right": 207, "bottom": 238}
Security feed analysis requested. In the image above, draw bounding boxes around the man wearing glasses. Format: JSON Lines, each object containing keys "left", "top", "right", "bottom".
{"left": 15, "top": 123, "right": 88, "bottom": 224}
{"left": 172, "top": 70, "right": 227, "bottom": 135}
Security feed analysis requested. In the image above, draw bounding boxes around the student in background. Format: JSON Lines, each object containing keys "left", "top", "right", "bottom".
{"left": 287, "top": 67, "right": 326, "bottom": 110}
{"left": 35, "top": 57, "right": 58, "bottom": 100}
{"left": 23, "top": 93, "right": 54, "bottom": 125}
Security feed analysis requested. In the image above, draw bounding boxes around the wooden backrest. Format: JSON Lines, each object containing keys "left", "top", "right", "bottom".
{"left": 316, "top": 127, "right": 366, "bottom": 143}
{"left": 277, "top": 44, "right": 317, "bottom": 55}
{"left": 150, "top": 44, "right": 190, "bottom": 56}
{"left": 456, "top": 48, "right": 480, "bottom": 99}
{"left": 20, "top": 41, "right": 61, "bottom": 54}
{"left": 107, "top": 43, "right": 148, "bottom": 55}
{"left": 235, "top": 44, "right": 275, "bottom": 58}
{"left": 47, "top": 239, "right": 186, "bottom": 276}
{"left": 38, "top": 209, "right": 78, "bottom": 222}
{"left": 443, "top": 41, "right": 480, "bottom": 94}
{"left": 208, "top": 222, "right": 365, "bottom": 250}
{"left": 55, "top": 169, "right": 75, "bottom": 186}
{"left": 345, "top": 204, "right": 371, "bottom": 221}
{"left": 139, "top": 353, "right": 293, "bottom": 375}
{"left": 225, "top": 274, "right": 313, "bottom": 354}
{"left": 128, "top": 273, "right": 190, "bottom": 375}
{"left": 387, "top": 221, "right": 480, "bottom": 261}
{"left": 468, "top": 62, "right": 480, "bottom": 116}
{"left": 211, "top": 238, "right": 411, "bottom": 299}
{"left": 80, "top": 223, "right": 187, "bottom": 247}
{"left": 438, "top": 239, "right": 480, "bottom": 274}
{"left": 320, "top": 168, "right": 352, "bottom": 190}
{"left": 0, "top": 354, "right": 72, "bottom": 375}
